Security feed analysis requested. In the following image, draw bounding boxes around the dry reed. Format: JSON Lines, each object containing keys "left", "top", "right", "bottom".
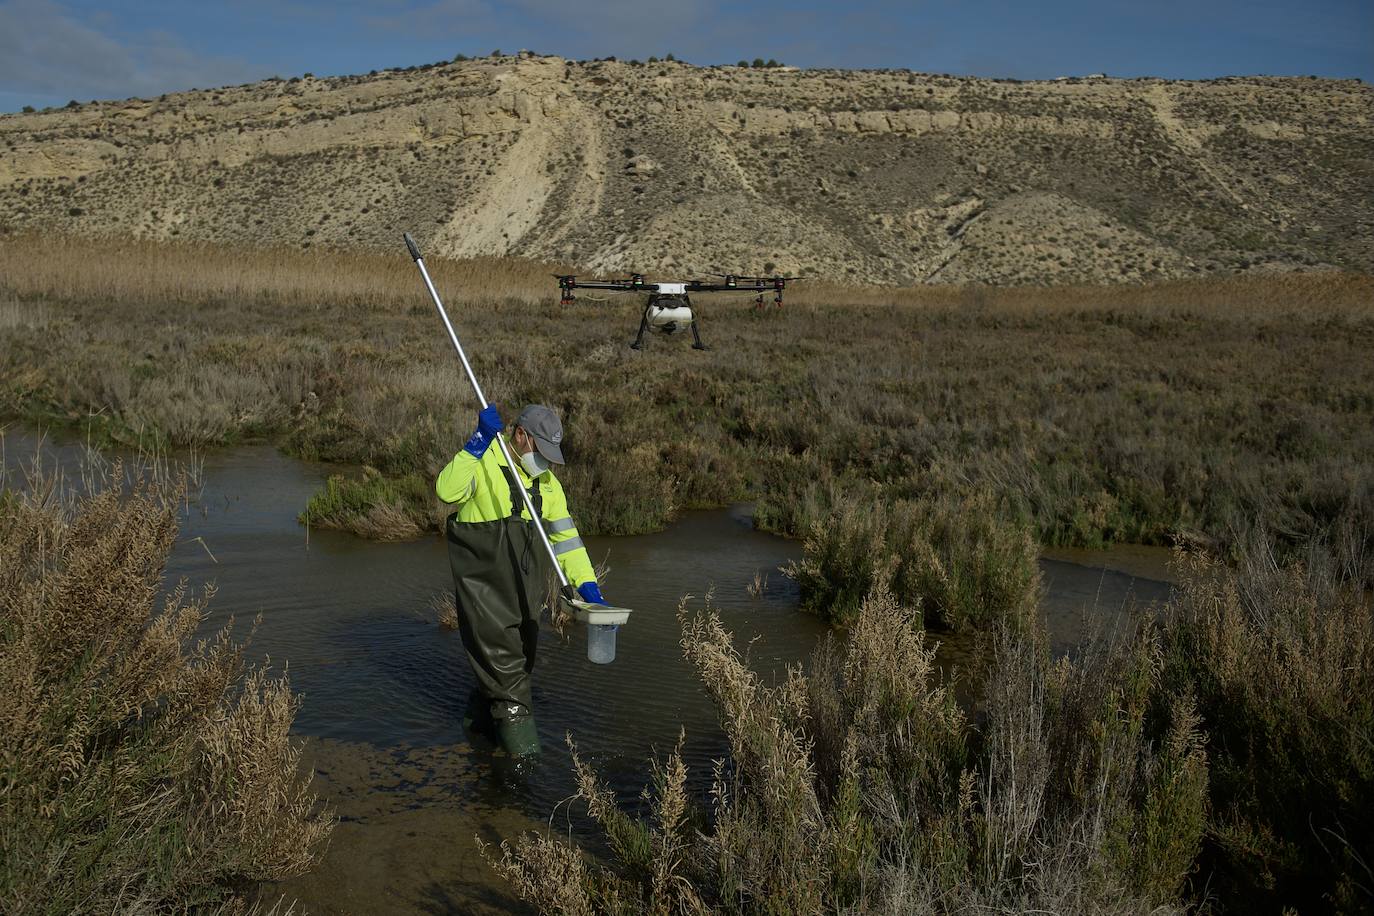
{"left": 430, "top": 590, "right": 460, "bottom": 629}
{"left": 0, "top": 231, "right": 563, "bottom": 309}
{"left": 3, "top": 232, "right": 1369, "bottom": 318}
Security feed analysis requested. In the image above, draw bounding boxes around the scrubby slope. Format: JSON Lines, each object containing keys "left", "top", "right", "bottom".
{"left": 1, "top": 54, "right": 1370, "bottom": 284}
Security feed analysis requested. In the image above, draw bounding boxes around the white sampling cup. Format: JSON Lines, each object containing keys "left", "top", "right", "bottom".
{"left": 587, "top": 624, "right": 618, "bottom": 664}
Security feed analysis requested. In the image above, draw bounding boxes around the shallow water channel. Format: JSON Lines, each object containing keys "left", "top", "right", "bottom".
{"left": 3, "top": 429, "right": 1173, "bottom": 914}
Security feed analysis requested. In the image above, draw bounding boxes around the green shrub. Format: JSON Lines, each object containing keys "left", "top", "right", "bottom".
{"left": 300, "top": 468, "right": 435, "bottom": 539}
{"left": 788, "top": 491, "right": 1040, "bottom": 631}
{"left": 974, "top": 620, "right": 1208, "bottom": 910}
{"left": 1161, "top": 532, "right": 1374, "bottom": 911}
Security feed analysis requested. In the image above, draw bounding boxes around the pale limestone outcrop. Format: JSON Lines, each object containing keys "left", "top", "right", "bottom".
{"left": 1, "top": 57, "right": 1369, "bottom": 284}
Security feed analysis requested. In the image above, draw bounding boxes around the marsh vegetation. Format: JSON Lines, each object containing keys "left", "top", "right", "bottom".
{"left": 0, "top": 462, "right": 335, "bottom": 913}
{"left": 3, "top": 234, "right": 1370, "bottom": 558}
{"left": 2, "top": 234, "right": 1371, "bottom": 912}
{"left": 492, "top": 534, "right": 1372, "bottom": 914}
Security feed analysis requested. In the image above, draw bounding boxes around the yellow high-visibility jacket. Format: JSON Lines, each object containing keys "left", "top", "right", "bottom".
{"left": 435, "top": 446, "right": 597, "bottom": 588}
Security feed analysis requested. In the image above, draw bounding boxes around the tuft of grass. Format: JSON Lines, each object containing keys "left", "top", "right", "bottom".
{"left": 0, "top": 300, "right": 50, "bottom": 330}
{"left": 430, "top": 590, "right": 459, "bottom": 629}
{"left": 299, "top": 469, "right": 437, "bottom": 540}
{"left": 0, "top": 464, "right": 335, "bottom": 913}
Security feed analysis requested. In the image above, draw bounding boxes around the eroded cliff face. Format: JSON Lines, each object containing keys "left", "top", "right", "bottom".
{"left": 2, "top": 54, "right": 1369, "bottom": 284}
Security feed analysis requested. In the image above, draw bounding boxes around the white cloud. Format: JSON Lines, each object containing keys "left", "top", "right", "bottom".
{"left": 0, "top": 0, "right": 263, "bottom": 103}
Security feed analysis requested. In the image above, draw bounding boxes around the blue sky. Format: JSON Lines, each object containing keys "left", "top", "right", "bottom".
{"left": 2, "top": 0, "right": 1370, "bottom": 112}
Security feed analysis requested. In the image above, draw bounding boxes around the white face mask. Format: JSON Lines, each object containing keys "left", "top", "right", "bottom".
{"left": 520, "top": 449, "right": 549, "bottom": 477}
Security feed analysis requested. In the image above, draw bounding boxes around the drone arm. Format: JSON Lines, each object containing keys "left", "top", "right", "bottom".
{"left": 570, "top": 281, "right": 660, "bottom": 292}
{"left": 685, "top": 281, "right": 788, "bottom": 294}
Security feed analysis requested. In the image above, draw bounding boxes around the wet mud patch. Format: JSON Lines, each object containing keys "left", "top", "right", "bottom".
{"left": 268, "top": 739, "right": 545, "bottom": 915}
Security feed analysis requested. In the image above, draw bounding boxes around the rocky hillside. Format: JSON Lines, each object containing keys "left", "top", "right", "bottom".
{"left": 1, "top": 54, "right": 1370, "bottom": 285}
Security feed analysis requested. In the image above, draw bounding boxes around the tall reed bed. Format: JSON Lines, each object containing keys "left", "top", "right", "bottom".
{"left": 0, "top": 232, "right": 561, "bottom": 309}
{"left": 0, "top": 463, "right": 334, "bottom": 913}
{"left": 4, "top": 232, "right": 1365, "bottom": 319}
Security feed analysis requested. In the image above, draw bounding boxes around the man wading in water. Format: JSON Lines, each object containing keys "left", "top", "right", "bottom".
{"left": 436, "top": 403, "right": 605, "bottom": 757}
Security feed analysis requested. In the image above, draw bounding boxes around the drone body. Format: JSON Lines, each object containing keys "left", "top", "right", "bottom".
{"left": 555, "top": 274, "right": 801, "bottom": 350}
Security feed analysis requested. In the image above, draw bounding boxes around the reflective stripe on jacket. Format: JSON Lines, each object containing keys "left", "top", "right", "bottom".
{"left": 436, "top": 447, "right": 596, "bottom": 588}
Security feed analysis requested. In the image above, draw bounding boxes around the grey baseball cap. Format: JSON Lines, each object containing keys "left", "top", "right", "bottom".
{"left": 514, "top": 404, "right": 565, "bottom": 465}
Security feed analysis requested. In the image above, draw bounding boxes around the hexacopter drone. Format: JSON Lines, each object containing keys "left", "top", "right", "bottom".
{"left": 555, "top": 273, "right": 802, "bottom": 350}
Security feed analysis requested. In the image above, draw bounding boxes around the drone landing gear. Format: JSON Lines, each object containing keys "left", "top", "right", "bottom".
{"left": 691, "top": 320, "right": 709, "bottom": 350}
{"left": 630, "top": 311, "right": 649, "bottom": 350}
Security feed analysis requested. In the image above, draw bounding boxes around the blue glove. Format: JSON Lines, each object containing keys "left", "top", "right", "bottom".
{"left": 578, "top": 581, "right": 605, "bottom": 605}
{"left": 462, "top": 405, "right": 504, "bottom": 458}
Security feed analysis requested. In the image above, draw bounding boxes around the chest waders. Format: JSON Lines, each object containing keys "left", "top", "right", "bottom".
{"left": 448, "top": 471, "right": 547, "bottom": 755}
{"left": 406, "top": 232, "right": 627, "bottom": 756}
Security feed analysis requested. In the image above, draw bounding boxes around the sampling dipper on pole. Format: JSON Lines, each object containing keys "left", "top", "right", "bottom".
{"left": 404, "top": 234, "right": 630, "bottom": 758}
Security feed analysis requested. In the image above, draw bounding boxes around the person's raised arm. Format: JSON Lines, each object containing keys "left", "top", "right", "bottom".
{"left": 437, "top": 405, "right": 503, "bottom": 503}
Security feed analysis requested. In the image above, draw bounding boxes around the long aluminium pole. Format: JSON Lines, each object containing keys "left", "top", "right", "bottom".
{"left": 404, "top": 233, "right": 572, "bottom": 594}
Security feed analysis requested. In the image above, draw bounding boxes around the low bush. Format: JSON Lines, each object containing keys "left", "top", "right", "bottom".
{"left": 787, "top": 490, "right": 1040, "bottom": 632}
{"left": 487, "top": 587, "right": 1207, "bottom": 913}
{"left": 300, "top": 468, "right": 436, "bottom": 540}
{"left": 1161, "top": 530, "right": 1374, "bottom": 911}
{"left": 0, "top": 467, "right": 335, "bottom": 913}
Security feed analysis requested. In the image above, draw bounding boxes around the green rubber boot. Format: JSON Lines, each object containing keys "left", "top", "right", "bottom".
{"left": 497, "top": 715, "right": 541, "bottom": 757}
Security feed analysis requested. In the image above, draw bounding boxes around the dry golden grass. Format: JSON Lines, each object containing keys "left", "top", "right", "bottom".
{"left": 430, "top": 589, "right": 460, "bottom": 629}
{"left": 0, "top": 300, "right": 51, "bottom": 330}
{"left": 3, "top": 232, "right": 1369, "bottom": 318}
{"left": 0, "top": 232, "right": 564, "bottom": 309}
{"left": 791, "top": 270, "right": 1374, "bottom": 318}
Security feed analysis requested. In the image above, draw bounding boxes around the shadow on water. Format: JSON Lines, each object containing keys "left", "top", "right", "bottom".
{"left": 2, "top": 426, "right": 1174, "bottom": 914}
